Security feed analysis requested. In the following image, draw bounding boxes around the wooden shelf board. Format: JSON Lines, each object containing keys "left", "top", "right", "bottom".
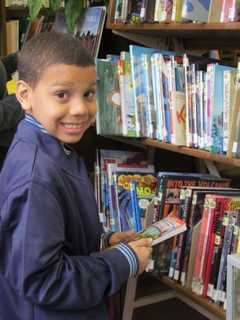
{"left": 107, "top": 21, "right": 240, "bottom": 31}
{"left": 107, "top": 22, "right": 240, "bottom": 44}
{"left": 160, "top": 276, "right": 225, "bottom": 319}
{"left": 106, "top": 136, "right": 240, "bottom": 167}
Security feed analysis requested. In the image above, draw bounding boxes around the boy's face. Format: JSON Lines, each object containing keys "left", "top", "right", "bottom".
{"left": 16, "top": 64, "right": 96, "bottom": 144}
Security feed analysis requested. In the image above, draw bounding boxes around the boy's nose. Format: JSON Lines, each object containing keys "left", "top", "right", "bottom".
{"left": 70, "top": 99, "right": 89, "bottom": 117}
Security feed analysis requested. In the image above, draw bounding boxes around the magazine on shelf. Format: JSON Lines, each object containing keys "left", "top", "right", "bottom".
{"left": 135, "top": 215, "right": 187, "bottom": 246}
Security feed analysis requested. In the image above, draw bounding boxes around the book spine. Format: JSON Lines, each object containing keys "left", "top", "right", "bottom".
{"left": 183, "top": 54, "right": 192, "bottom": 147}
{"left": 207, "top": 215, "right": 224, "bottom": 298}
{"left": 202, "top": 200, "right": 221, "bottom": 297}
{"left": 214, "top": 211, "right": 233, "bottom": 302}
{"left": 140, "top": 0, "right": 149, "bottom": 22}
{"left": 146, "top": 0, "right": 156, "bottom": 22}
{"left": 192, "top": 195, "right": 216, "bottom": 294}
{"left": 141, "top": 54, "right": 154, "bottom": 138}
{"left": 130, "top": 181, "right": 142, "bottom": 232}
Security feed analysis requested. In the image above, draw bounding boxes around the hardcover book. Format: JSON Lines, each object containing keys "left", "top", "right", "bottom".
{"left": 96, "top": 59, "right": 122, "bottom": 136}
{"left": 74, "top": 6, "right": 106, "bottom": 58}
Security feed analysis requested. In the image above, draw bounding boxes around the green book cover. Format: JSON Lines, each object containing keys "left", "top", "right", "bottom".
{"left": 96, "top": 59, "right": 122, "bottom": 136}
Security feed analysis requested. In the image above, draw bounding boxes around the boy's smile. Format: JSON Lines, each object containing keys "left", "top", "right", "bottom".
{"left": 16, "top": 64, "right": 96, "bottom": 144}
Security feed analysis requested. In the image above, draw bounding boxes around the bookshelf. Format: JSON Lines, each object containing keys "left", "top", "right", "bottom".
{"left": 0, "top": 4, "right": 26, "bottom": 56}
{"left": 105, "top": 0, "right": 240, "bottom": 319}
{"left": 107, "top": 136, "right": 240, "bottom": 168}
{"left": 106, "top": 1, "right": 240, "bottom": 50}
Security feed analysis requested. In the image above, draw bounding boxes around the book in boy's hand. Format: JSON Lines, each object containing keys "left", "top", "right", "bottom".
{"left": 135, "top": 215, "right": 187, "bottom": 246}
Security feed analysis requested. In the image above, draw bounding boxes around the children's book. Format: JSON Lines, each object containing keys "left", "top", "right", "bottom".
{"left": 97, "top": 149, "right": 147, "bottom": 230}
{"left": 136, "top": 215, "right": 187, "bottom": 246}
{"left": 96, "top": 59, "right": 122, "bottom": 136}
{"left": 113, "top": 167, "right": 157, "bottom": 232}
{"left": 129, "top": 45, "right": 173, "bottom": 137}
{"left": 74, "top": 6, "right": 106, "bottom": 58}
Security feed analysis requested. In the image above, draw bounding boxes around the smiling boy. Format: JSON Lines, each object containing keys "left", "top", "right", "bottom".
{"left": 0, "top": 32, "right": 152, "bottom": 320}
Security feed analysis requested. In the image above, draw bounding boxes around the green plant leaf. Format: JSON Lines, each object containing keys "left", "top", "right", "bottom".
{"left": 49, "top": 0, "right": 62, "bottom": 12}
{"left": 27, "top": 0, "right": 44, "bottom": 20}
{"left": 64, "top": 0, "right": 84, "bottom": 33}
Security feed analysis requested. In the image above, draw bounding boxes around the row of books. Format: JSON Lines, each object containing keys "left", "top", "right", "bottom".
{"left": 113, "top": 0, "right": 240, "bottom": 24}
{"left": 96, "top": 44, "right": 240, "bottom": 157}
{"left": 94, "top": 148, "right": 157, "bottom": 231}
{"left": 150, "top": 173, "right": 240, "bottom": 309}
{"left": 94, "top": 150, "right": 237, "bottom": 306}
{"left": 158, "top": 188, "right": 240, "bottom": 307}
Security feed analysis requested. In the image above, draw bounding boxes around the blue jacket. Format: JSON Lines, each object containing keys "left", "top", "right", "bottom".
{"left": 0, "top": 119, "right": 132, "bottom": 320}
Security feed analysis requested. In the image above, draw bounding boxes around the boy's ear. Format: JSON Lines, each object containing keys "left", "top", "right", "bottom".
{"left": 15, "top": 80, "right": 32, "bottom": 112}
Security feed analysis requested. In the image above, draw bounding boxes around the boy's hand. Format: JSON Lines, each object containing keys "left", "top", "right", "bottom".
{"left": 128, "top": 238, "right": 153, "bottom": 274}
{"left": 109, "top": 230, "right": 136, "bottom": 246}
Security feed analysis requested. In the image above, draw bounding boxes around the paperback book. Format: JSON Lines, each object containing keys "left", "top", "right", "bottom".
{"left": 136, "top": 215, "right": 187, "bottom": 246}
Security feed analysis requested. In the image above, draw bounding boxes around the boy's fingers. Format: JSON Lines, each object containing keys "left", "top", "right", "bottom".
{"left": 133, "top": 238, "right": 153, "bottom": 247}
{"left": 123, "top": 230, "right": 136, "bottom": 237}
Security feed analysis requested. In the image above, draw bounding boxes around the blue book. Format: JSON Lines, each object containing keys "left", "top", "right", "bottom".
{"left": 130, "top": 181, "right": 142, "bottom": 232}
{"left": 129, "top": 45, "right": 173, "bottom": 137}
{"left": 211, "top": 64, "right": 236, "bottom": 154}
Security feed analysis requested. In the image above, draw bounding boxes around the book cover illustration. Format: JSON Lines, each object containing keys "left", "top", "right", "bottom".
{"left": 115, "top": 170, "right": 157, "bottom": 231}
{"left": 97, "top": 149, "right": 147, "bottom": 230}
{"left": 136, "top": 215, "right": 187, "bottom": 246}
{"left": 74, "top": 6, "right": 106, "bottom": 58}
{"left": 129, "top": 45, "right": 173, "bottom": 137}
{"left": 96, "top": 59, "right": 122, "bottom": 136}
{"left": 211, "top": 64, "right": 236, "bottom": 154}
{"left": 182, "top": 0, "right": 210, "bottom": 22}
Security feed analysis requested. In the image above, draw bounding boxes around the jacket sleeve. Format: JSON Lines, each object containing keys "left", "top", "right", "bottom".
{"left": 1, "top": 181, "right": 132, "bottom": 311}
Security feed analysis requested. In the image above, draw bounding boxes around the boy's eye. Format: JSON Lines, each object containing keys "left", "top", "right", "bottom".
{"left": 84, "top": 89, "right": 96, "bottom": 101}
{"left": 55, "top": 91, "right": 69, "bottom": 99}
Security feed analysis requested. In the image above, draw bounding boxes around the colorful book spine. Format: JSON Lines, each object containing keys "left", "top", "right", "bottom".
{"left": 119, "top": 51, "right": 138, "bottom": 137}
{"left": 141, "top": 53, "right": 156, "bottom": 138}
{"left": 130, "top": 181, "right": 142, "bottom": 231}
{"left": 192, "top": 194, "right": 216, "bottom": 295}
{"left": 151, "top": 53, "right": 165, "bottom": 141}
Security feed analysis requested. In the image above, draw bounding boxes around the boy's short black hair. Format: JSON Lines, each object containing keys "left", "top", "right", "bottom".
{"left": 18, "top": 32, "right": 95, "bottom": 87}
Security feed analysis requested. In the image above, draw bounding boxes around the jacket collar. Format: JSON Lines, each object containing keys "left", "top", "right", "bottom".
{"left": 14, "top": 119, "right": 86, "bottom": 178}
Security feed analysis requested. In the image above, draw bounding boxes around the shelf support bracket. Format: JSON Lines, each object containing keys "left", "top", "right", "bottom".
{"left": 203, "top": 160, "right": 221, "bottom": 178}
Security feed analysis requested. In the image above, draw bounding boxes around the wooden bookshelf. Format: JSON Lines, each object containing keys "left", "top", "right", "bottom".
{"left": 105, "top": 1, "right": 240, "bottom": 318}
{"left": 160, "top": 276, "right": 225, "bottom": 319}
{"left": 106, "top": 136, "right": 240, "bottom": 167}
